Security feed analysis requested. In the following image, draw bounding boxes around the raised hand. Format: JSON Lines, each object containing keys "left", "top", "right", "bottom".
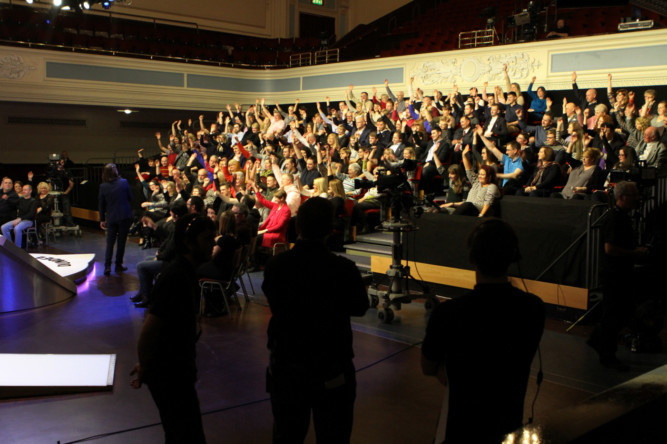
{"left": 572, "top": 71, "right": 577, "bottom": 83}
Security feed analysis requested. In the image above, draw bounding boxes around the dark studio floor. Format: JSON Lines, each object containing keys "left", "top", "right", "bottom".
{"left": 1, "top": 229, "right": 666, "bottom": 444}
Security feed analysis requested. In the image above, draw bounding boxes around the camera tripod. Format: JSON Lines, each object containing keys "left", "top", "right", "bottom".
{"left": 367, "top": 219, "right": 439, "bottom": 323}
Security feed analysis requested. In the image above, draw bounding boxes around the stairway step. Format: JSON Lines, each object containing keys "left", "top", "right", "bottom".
{"left": 354, "top": 231, "right": 394, "bottom": 246}
{"left": 337, "top": 252, "right": 372, "bottom": 271}
{"left": 346, "top": 243, "right": 391, "bottom": 257}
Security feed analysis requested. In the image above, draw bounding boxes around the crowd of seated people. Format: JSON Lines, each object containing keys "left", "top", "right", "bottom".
{"left": 0, "top": 174, "right": 55, "bottom": 248}
{"left": 4, "top": 67, "right": 664, "bottom": 267}
{"left": 121, "top": 69, "right": 666, "bottom": 252}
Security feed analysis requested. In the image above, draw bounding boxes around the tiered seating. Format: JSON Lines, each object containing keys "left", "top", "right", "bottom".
{"left": 338, "top": 1, "right": 665, "bottom": 61}
{"left": 0, "top": 4, "right": 321, "bottom": 68}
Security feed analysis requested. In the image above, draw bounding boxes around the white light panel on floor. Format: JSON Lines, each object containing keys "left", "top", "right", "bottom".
{"left": 0, "top": 354, "right": 115, "bottom": 387}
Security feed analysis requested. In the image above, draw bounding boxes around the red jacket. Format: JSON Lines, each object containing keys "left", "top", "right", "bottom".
{"left": 256, "top": 192, "right": 291, "bottom": 248}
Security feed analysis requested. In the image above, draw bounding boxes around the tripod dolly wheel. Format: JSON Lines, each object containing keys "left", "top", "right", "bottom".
{"left": 378, "top": 307, "right": 394, "bottom": 323}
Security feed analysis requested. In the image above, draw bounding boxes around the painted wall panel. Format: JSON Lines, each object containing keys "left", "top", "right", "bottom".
{"left": 46, "top": 62, "right": 184, "bottom": 87}
{"left": 187, "top": 75, "right": 299, "bottom": 93}
{"left": 302, "top": 68, "right": 404, "bottom": 90}
{"left": 551, "top": 45, "right": 667, "bottom": 73}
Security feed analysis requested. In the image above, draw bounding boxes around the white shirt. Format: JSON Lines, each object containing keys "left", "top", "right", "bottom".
{"left": 484, "top": 116, "right": 498, "bottom": 137}
{"left": 639, "top": 141, "right": 658, "bottom": 162}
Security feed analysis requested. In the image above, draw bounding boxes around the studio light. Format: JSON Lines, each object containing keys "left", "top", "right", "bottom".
{"left": 24, "top": 0, "right": 121, "bottom": 13}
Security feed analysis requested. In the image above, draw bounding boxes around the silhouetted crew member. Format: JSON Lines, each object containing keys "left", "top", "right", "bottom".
{"left": 422, "top": 219, "right": 544, "bottom": 443}
{"left": 263, "top": 197, "right": 368, "bottom": 444}
{"left": 131, "top": 214, "right": 216, "bottom": 443}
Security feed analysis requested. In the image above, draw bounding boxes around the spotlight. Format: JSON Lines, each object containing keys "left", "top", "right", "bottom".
{"left": 54, "top": 0, "right": 62, "bottom": 6}
{"left": 83, "top": 1, "right": 90, "bottom": 9}
{"left": 102, "top": 1, "right": 110, "bottom": 8}
{"left": 26, "top": 0, "right": 34, "bottom": 4}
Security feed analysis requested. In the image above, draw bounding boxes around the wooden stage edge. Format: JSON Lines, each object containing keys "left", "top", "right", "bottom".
{"left": 71, "top": 207, "right": 99, "bottom": 221}
{"left": 370, "top": 256, "right": 589, "bottom": 311}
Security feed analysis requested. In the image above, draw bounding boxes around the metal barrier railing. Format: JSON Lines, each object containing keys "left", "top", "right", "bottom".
{"left": 458, "top": 28, "right": 498, "bottom": 49}
{"left": 314, "top": 48, "right": 340, "bottom": 65}
{"left": 290, "top": 49, "right": 339, "bottom": 67}
{"left": 289, "top": 52, "right": 312, "bottom": 67}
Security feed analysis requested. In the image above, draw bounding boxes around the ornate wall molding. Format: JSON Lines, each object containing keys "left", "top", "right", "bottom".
{"left": 0, "top": 28, "right": 665, "bottom": 110}
{"left": 409, "top": 52, "right": 541, "bottom": 87}
{"left": 0, "top": 55, "right": 36, "bottom": 80}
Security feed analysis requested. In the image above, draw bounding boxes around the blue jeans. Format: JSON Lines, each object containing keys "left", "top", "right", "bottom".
{"left": 136, "top": 258, "right": 165, "bottom": 301}
{"left": 104, "top": 218, "right": 132, "bottom": 267}
{"left": 1, "top": 219, "right": 34, "bottom": 247}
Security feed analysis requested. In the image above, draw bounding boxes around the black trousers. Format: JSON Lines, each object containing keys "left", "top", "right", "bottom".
{"left": 591, "top": 277, "right": 635, "bottom": 359}
{"left": 104, "top": 218, "right": 132, "bottom": 268}
{"left": 269, "top": 365, "right": 356, "bottom": 444}
{"left": 146, "top": 371, "right": 206, "bottom": 444}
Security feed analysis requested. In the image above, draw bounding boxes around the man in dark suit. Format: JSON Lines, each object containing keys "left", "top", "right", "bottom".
{"left": 420, "top": 126, "right": 451, "bottom": 194}
{"left": 482, "top": 103, "right": 508, "bottom": 148}
{"left": 451, "top": 116, "right": 474, "bottom": 152}
{"left": 572, "top": 71, "right": 599, "bottom": 117}
{"left": 99, "top": 163, "right": 134, "bottom": 276}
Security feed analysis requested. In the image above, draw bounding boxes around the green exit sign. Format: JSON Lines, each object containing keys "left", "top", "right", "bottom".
{"left": 312, "top": 0, "right": 323, "bottom": 5}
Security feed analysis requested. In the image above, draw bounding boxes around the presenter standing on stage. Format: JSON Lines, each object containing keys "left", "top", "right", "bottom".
{"left": 99, "top": 163, "right": 133, "bottom": 276}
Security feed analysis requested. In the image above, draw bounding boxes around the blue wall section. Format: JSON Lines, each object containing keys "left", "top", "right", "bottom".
{"left": 302, "top": 67, "right": 404, "bottom": 90}
{"left": 45, "top": 62, "right": 404, "bottom": 93}
{"left": 46, "top": 62, "right": 184, "bottom": 87}
{"left": 551, "top": 45, "right": 667, "bottom": 73}
{"left": 187, "top": 74, "right": 299, "bottom": 92}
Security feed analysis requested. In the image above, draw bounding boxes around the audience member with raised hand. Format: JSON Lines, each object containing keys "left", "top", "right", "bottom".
{"left": 517, "top": 146, "right": 563, "bottom": 197}
{"left": 556, "top": 147, "right": 605, "bottom": 200}
{"left": 448, "top": 145, "right": 500, "bottom": 217}
{"left": 526, "top": 76, "right": 547, "bottom": 121}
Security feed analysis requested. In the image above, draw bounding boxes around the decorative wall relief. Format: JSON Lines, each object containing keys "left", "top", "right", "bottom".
{"left": 410, "top": 52, "right": 541, "bottom": 87}
{"left": 0, "top": 54, "right": 36, "bottom": 79}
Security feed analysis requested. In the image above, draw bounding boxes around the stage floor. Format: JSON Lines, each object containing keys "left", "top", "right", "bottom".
{"left": 1, "top": 229, "right": 666, "bottom": 443}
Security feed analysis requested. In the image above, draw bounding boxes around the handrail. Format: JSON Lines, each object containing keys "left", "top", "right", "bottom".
{"left": 0, "top": 39, "right": 289, "bottom": 70}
